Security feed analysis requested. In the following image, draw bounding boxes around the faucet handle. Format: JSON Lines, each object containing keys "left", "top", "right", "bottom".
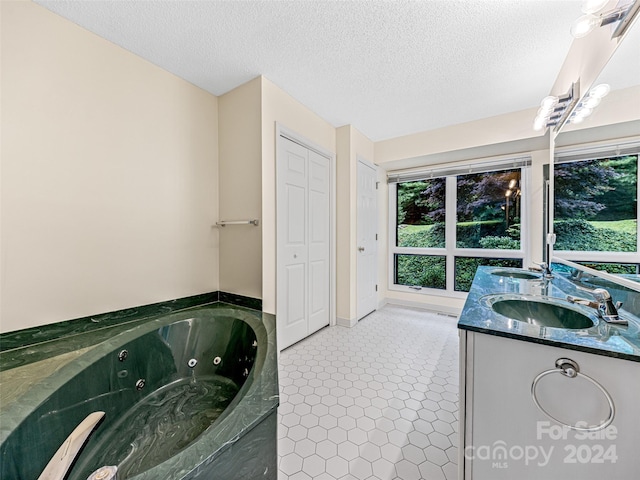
{"left": 591, "top": 288, "right": 612, "bottom": 301}
{"left": 566, "top": 295, "right": 599, "bottom": 309}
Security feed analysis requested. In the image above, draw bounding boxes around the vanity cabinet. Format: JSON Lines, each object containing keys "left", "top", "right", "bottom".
{"left": 459, "top": 331, "right": 640, "bottom": 479}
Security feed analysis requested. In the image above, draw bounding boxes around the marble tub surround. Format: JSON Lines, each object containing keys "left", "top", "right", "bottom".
{"left": 0, "top": 292, "right": 219, "bottom": 352}
{"left": 458, "top": 267, "right": 640, "bottom": 361}
{"left": 0, "top": 291, "right": 260, "bottom": 371}
{"left": 0, "top": 305, "right": 278, "bottom": 480}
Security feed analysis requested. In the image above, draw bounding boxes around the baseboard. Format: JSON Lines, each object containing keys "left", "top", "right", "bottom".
{"left": 381, "top": 297, "right": 462, "bottom": 318}
{"left": 336, "top": 316, "right": 358, "bottom": 328}
{"left": 218, "top": 291, "right": 262, "bottom": 311}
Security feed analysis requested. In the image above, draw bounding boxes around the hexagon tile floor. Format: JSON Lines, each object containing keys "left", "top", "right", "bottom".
{"left": 277, "top": 304, "right": 460, "bottom": 480}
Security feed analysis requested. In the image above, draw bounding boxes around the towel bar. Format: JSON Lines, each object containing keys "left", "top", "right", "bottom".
{"left": 215, "top": 219, "right": 259, "bottom": 227}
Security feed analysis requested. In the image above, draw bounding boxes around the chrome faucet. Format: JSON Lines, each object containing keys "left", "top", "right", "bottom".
{"left": 530, "top": 262, "right": 553, "bottom": 279}
{"left": 567, "top": 288, "right": 627, "bottom": 325}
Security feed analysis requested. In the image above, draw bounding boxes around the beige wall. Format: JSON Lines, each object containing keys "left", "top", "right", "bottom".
{"left": 218, "top": 78, "right": 262, "bottom": 299}
{"left": 336, "top": 126, "right": 353, "bottom": 321}
{"left": 1, "top": 1, "right": 219, "bottom": 333}
{"left": 261, "top": 77, "right": 336, "bottom": 315}
{"left": 375, "top": 108, "right": 545, "bottom": 168}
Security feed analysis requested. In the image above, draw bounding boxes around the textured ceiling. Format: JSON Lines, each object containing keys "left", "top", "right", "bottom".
{"left": 36, "top": 0, "right": 640, "bottom": 142}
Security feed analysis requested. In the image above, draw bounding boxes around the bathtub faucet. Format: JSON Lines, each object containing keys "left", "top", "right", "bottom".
{"left": 37, "top": 411, "right": 105, "bottom": 480}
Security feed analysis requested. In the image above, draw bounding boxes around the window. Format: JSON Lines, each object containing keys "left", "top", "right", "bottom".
{"left": 553, "top": 150, "right": 639, "bottom": 271}
{"left": 390, "top": 161, "right": 529, "bottom": 294}
{"left": 456, "top": 169, "right": 522, "bottom": 250}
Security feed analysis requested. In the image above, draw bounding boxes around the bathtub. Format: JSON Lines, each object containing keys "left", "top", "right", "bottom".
{"left": 0, "top": 305, "right": 278, "bottom": 480}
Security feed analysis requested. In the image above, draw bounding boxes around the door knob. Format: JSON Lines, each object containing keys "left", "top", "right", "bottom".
{"left": 358, "top": 246, "right": 365, "bottom": 252}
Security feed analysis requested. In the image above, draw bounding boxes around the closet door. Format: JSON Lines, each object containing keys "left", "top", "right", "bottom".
{"left": 307, "top": 150, "right": 330, "bottom": 334}
{"left": 277, "top": 136, "right": 330, "bottom": 350}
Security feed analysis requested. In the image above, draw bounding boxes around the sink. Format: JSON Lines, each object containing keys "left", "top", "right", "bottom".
{"left": 483, "top": 294, "right": 597, "bottom": 329}
{"left": 491, "top": 269, "right": 540, "bottom": 280}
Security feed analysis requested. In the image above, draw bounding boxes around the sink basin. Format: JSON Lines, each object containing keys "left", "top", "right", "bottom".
{"left": 491, "top": 269, "right": 540, "bottom": 280}
{"left": 483, "top": 295, "right": 597, "bottom": 329}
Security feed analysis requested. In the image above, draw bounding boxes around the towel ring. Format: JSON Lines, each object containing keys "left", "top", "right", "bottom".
{"left": 531, "top": 357, "right": 615, "bottom": 432}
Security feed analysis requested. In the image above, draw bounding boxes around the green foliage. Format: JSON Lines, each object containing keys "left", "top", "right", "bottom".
{"left": 454, "top": 258, "right": 523, "bottom": 292}
{"left": 426, "top": 222, "right": 446, "bottom": 248}
{"left": 592, "top": 156, "right": 637, "bottom": 222}
{"left": 396, "top": 255, "right": 446, "bottom": 289}
{"left": 478, "top": 236, "right": 521, "bottom": 249}
{"left": 554, "top": 219, "right": 637, "bottom": 252}
{"left": 555, "top": 155, "right": 637, "bottom": 221}
{"left": 576, "top": 262, "right": 638, "bottom": 274}
{"left": 457, "top": 221, "right": 503, "bottom": 248}
{"left": 456, "top": 222, "right": 521, "bottom": 249}
{"left": 397, "top": 179, "right": 446, "bottom": 225}
{"left": 397, "top": 223, "right": 444, "bottom": 248}
{"left": 397, "top": 221, "right": 523, "bottom": 250}
{"left": 457, "top": 169, "right": 521, "bottom": 224}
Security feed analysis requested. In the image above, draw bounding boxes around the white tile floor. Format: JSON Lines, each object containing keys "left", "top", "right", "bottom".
{"left": 277, "top": 304, "right": 460, "bottom": 480}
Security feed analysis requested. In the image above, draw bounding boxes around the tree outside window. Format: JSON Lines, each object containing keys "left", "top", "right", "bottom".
{"left": 554, "top": 154, "right": 638, "bottom": 253}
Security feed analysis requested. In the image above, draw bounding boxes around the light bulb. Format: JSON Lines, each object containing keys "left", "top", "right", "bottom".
{"left": 582, "top": 0, "right": 609, "bottom": 14}
{"left": 540, "top": 96, "right": 559, "bottom": 110}
{"left": 533, "top": 116, "right": 546, "bottom": 131}
{"left": 582, "top": 96, "right": 602, "bottom": 108}
{"left": 571, "top": 14, "right": 601, "bottom": 37}
{"left": 509, "top": 179, "right": 517, "bottom": 189}
{"left": 571, "top": 115, "right": 585, "bottom": 124}
{"left": 537, "top": 106, "right": 553, "bottom": 117}
{"left": 574, "top": 106, "right": 594, "bottom": 119}
{"left": 589, "top": 83, "right": 610, "bottom": 99}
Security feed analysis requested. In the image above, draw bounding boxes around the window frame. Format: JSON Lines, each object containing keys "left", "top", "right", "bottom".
{"left": 388, "top": 165, "right": 531, "bottom": 297}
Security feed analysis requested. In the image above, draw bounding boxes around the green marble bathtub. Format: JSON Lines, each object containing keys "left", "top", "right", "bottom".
{"left": 0, "top": 303, "right": 278, "bottom": 480}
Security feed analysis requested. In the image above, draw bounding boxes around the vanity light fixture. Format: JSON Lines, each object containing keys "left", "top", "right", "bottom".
{"left": 568, "top": 83, "right": 610, "bottom": 124}
{"left": 532, "top": 83, "right": 579, "bottom": 132}
{"left": 570, "top": 0, "right": 640, "bottom": 39}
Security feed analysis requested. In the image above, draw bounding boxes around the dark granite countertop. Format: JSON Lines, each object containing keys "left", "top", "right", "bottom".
{"left": 458, "top": 267, "right": 640, "bottom": 362}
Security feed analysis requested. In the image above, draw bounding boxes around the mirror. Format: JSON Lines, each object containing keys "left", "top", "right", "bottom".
{"left": 550, "top": 9, "right": 640, "bottom": 287}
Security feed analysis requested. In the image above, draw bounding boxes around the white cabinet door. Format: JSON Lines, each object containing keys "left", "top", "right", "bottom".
{"left": 463, "top": 332, "right": 640, "bottom": 479}
{"left": 277, "top": 136, "right": 330, "bottom": 350}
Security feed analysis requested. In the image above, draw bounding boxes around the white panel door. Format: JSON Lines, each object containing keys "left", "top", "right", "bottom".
{"left": 277, "top": 139, "right": 309, "bottom": 349}
{"left": 277, "top": 136, "right": 330, "bottom": 350}
{"left": 307, "top": 150, "right": 330, "bottom": 334}
{"left": 356, "top": 159, "right": 378, "bottom": 320}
